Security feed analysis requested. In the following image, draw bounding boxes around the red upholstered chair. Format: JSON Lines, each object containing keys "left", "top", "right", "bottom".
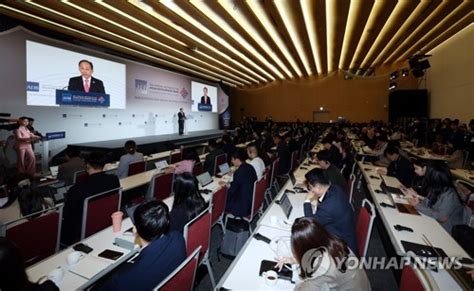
{"left": 183, "top": 207, "right": 215, "bottom": 288}
{"left": 81, "top": 187, "right": 122, "bottom": 240}
{"left": 169, "top": 151, "right": 182, "bottom": 165}
{"left": 225, "top": 172, "right": 267, "bottom": 233}
{"left": 213, "top": 153, "right": 227, "bottom": 176}
{"left": 356, "top": 199, "right": 376, "bottom": 257}
{"left": 154, "top": 246, "right": 201, "bottom": 291}
{"left": 73, "top": 170, "right": 88, "bottom": 184}
{"left": 127, "top": 160, "right": 146, "bottom": 176}
{"left": 211, "top": 187, "right": 228, "bottom": 233}
{"left": 149, "top": 173, "right": 174, "bottom": 201}
{"left": 270, "top": 158, "right": 280, "bottom": 193}
{"left": 3, "top": 204, "right": 63, "bottom": 267}
{"left": 290, "top": 150, "right": 299, "bottom": 171}
{"left": 192, "top": 162, "right": 204, "bottom": 176}
{"left": 399, "top": 265, "right": 425, "bottom": 291}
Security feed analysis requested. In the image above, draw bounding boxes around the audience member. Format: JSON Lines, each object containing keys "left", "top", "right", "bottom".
{"left": 276, "top": 218, "right": 370, "bottom": 291}
{"left": 378, "top": 146, "right": 413, "bottom": 187}
{"left": 102, "top": 201, "right": 186, "bottom": 290}
{"left": 303, "top": 169, "right": 357, "bottom": 253}
{"left": 116, "top": 140, "right": 144, "bottom": 178}
{"left": 57, "top": 148, "right": 83, "bottom": 185}
{"left": 321, "top": 137, "right": 343, "bottom": 168}
{"left": 61, "top": 152, "right": 120, "bottom": 245}
{"left": 273, "top": 134, "right": 291, "bottom": 175}
{"left": 315, "top": 150, "right": 347, "bottom": 189}
{"left": 222, "top": 149, "right": 257, "bottom": 217}
{"left": 203, "top": 139, "right": 225, "bottom": 176}
{"left": 169, "top": 173, "right": 206, "bottom": 233}
{"left": 247, "top": 142, "right": 265, "bottom": 180}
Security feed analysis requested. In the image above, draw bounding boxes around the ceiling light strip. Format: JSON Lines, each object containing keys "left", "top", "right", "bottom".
{"left": 300, "top": 0, "right": 322, "bottom": 74}
{"left": 246, "top": 0, "right": 303, "bottom": 77}
{"left": 160, "top": 0, "right": 271, "bottom": 82}
{"left": 0, "top": 4, "right": 230, "bottom": 85}
{"left": 94, "top": 0, "right": 250, "bottom": 85}
{"left": 128, "top": 0, "right": 259, "bottom": 84}
{"left": 218, "top": 0, "right": 293, "bottom": 78}
{"left": 25, "top": 0, "right": 243, "bottom": 86}
{"left": 274, "top": 0, "right": 312, "bottom": 76}
{"left": 190, "top": 0, "right": 281, "bottom": 80}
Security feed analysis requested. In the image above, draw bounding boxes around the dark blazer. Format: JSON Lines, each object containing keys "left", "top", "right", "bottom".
{"left": 226, "top": 163, "right": 258, "bottom": 217}
{"left": 276, "top": 142, "right": 291, "bottom": 175}
{"left": 102, "top": 231, "right": 186, "bottom": 291}
{"left": 177, "top": 112, "right": 186, "bottom": 121}
{"left": 200, "top": 95, "right": 211, "bottom": 105}
{"left": 61, "top": 172, "right": 120, "bottom": 245}
{"left": 325, "top": 164, "right": 348, "bottom": 190}
{"left": 387, "top": 155, "right": 413, "bottom": 187}
{"left": 329, "top": 145, "right": 343, "bottom": 168}
{"left": 68, "top": 76, "right": 105, "bottom": 94}
{"left": 203, "top": 148, "right": 225, "bottom": 176}
{"left": 304, "top": 185, "right": 357, "bottom": 254}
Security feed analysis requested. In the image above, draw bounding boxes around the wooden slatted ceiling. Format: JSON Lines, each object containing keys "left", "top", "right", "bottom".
{"left": 0, "top": 0, "right": 472, "bottom": 88}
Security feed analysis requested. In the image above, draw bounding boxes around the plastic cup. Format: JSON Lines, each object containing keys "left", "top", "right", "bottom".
{"left": 111, "top": 211, "right": 123, "bottom": 233}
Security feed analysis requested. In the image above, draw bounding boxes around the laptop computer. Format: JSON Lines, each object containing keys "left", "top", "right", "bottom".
{"left": 53, "top": 185, "right": 72, "bottom": 204}
{"left": 154, "top": 160, "right": 168, "bottom": 171}
{"left": 218, "top": 163, "right": 231, "bottom": 176}
{"left": 196, "top": 172, "right": 214, "bottom": 187}
{"left": 49, "top": 166, "right": 59, "bottom": 178}
{"left": 125, "top": 203, "right": 140, "bottom": 225}
{"left": 276, "top": 192, "right": 293, "bottom": 219}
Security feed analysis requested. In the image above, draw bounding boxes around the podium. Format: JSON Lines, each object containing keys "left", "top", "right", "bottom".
{"left": 56, "top": 89, "right": 110, "bottom": 107}
{"left": 198, "top": 103, "right": 212, "bottom": 112}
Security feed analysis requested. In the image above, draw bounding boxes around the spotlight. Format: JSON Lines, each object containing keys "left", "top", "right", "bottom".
{"left": 388, "top": 82, "right": 397, "bottom": 91}
{"left": 402, "top": 69, "right": 409, "bottom": 77}
{"left": 390, "top": 71, "right": 399, "bottom": 80}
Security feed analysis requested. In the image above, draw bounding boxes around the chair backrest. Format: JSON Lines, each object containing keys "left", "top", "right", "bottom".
{"left": 81, "top": 187, "right": 121, "bottom": 239}
{"left": 213, "top": 153, "right": 227, "bottom": 176}
{"left": 170, "top": 151, "right": 182, "bottom": 165}
{"left": 462, "top": 150, "right": 469, "bottom": 168}
{"left": 4, "top": 204, "right": 63, "bottom": 266}
{"left": 347, "top": 173, "right": 356, "bottom": 205}
{"left": 248, "top": 173, "right": 267, "bottom": 221}
{"left": 73, "top": 170, "right": 88, "bottom": 184}
{"left": 270, "top": 158, "right": 280, "bottom": 186}
{"left": 399, "top": 265, "right": 425, "bottom": 291}
{"left": 192, "top": 162, "right": 204, "bottom": 176}
{"left": 299, "top": 142, "right": 306, "bottom": 161}
{"left": 211, "top": 187, "right": 228, "bottom": 226}
{"left": 128, "top": 160, "right": 146, "bottom": 176}
{"left": 290, "top": 150, "right": 299, "bottom": 171}
{"left": 356, "top": 199, "right": 376, "bottom": 257}
{"left": 154, "top": 246, "right": 201, "bottom": 291}
{"left": 263, "top": 168, "right": 271, "bottom": 190}
{"left": 183, "top": 207, "right": 211, "bottom": 264}
{"left": 150, "top": 172, "right": 174, "bottom": 201}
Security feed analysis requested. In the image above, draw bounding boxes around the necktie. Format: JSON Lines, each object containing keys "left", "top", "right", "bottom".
{"left": 84, "top": 79, "right": 90, "bottom": 93}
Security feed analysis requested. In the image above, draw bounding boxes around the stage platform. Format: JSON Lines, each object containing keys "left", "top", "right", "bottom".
{"left": 67, "top": 129, "right": 225, "bottom": 161}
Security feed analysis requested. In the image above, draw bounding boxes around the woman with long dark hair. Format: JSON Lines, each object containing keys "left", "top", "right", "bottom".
{"left": 0, "top": 237, "right": 58, "bottom": 291}
{"left": 169, "top": 173, "right": 206, "bottom": 233}
{"left": 276, "top": 217, "right": 370, "bottom": 290}
{"left": 402, "top": 161, "right": 470, "bottom": 233}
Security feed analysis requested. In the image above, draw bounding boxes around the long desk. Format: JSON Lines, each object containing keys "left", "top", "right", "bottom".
{"left": 357, "top": 161, "right": 470, "bottom": 290}
{"left": 451, "top": 168, "right": 474, "bottom": 184}
{"left": 27, "top": 177, "right": 220, "bottom": 290}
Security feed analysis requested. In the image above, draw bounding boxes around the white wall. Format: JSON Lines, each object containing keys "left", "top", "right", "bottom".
{"left": 0, "top": 27, "right": 220, "bottom": 157}
{"left": 426, "top": 25, "right": 474, "bottom": 124}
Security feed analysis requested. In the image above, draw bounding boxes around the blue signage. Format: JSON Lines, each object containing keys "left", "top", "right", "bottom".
{"left": 198, "top": 103, "right": 212, "bottom": 112}
{"left": 46, "top": 131, "right": 66, "bottom": 140}
{"left": 27, "top": 81, "right": 40, "bottom": 92}
{"left": 56, "top": 89, "right": 110, "bottom": 107}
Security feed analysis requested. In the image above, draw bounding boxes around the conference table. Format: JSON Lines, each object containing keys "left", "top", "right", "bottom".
{"left": 357, "top": 161, "right": 471, "bottom": 290}
{"left": 399, "top": 142, "right": 449, "bottom": 162}
{"left": 451, "top": 168, "right": 474, "bottom": 184}
{"left": 26, "top": 176, "right": 226, "bottom": 290}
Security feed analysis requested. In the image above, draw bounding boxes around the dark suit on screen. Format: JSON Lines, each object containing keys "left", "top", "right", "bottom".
{"left": 200, "top": 95, "right": 211, "bottom": 105}
{"left": 68, "top": 76, "right": 105, "bottom": 94}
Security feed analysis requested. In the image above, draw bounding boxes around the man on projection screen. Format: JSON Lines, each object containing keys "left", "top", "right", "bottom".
{"left": 68, "top": 59, "right": 105, "bottom": 94}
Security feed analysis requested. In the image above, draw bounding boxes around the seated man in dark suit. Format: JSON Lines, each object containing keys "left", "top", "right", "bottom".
{"left": 203, "top": 139, "right": 225, "bottom": 176}
{"left": 68, "top": 59, "right": 105, "bottom": 94}
{"left": 102, "top": 200, "right": 186, "bottom": 290}
{"left": 303, "top": 168, "right": 357, "bottom": 254}
{"left": 57, "top": 148, "right": 83, "bottom": 185}
{"left": 321, "top": 137, "right": 343, "bottom": 168}
{"left": 315, "top": 150, "right": 347, "bottom": 190}
{"left": 61, "top": 152, "right": 120, "bottom": 246}
{"left": 273, "top": 134, "right": 291, "bottom": 175}
{"left": 380, "top": 146, "right": 414, "bottom": 187}
{"left": 222, "top": 149, "right": 258, "bottom": 217}
{"left": 200, "top": 87, "right": 211, "bottom": 105}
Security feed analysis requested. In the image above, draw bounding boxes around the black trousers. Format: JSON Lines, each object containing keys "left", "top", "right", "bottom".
{"left": 178, "top": 120, "right": 184, "bottom": 135}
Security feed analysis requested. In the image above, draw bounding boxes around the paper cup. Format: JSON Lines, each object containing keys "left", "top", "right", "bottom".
{"left": 111, "top": 211, "right": 123, "bottom": 233}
